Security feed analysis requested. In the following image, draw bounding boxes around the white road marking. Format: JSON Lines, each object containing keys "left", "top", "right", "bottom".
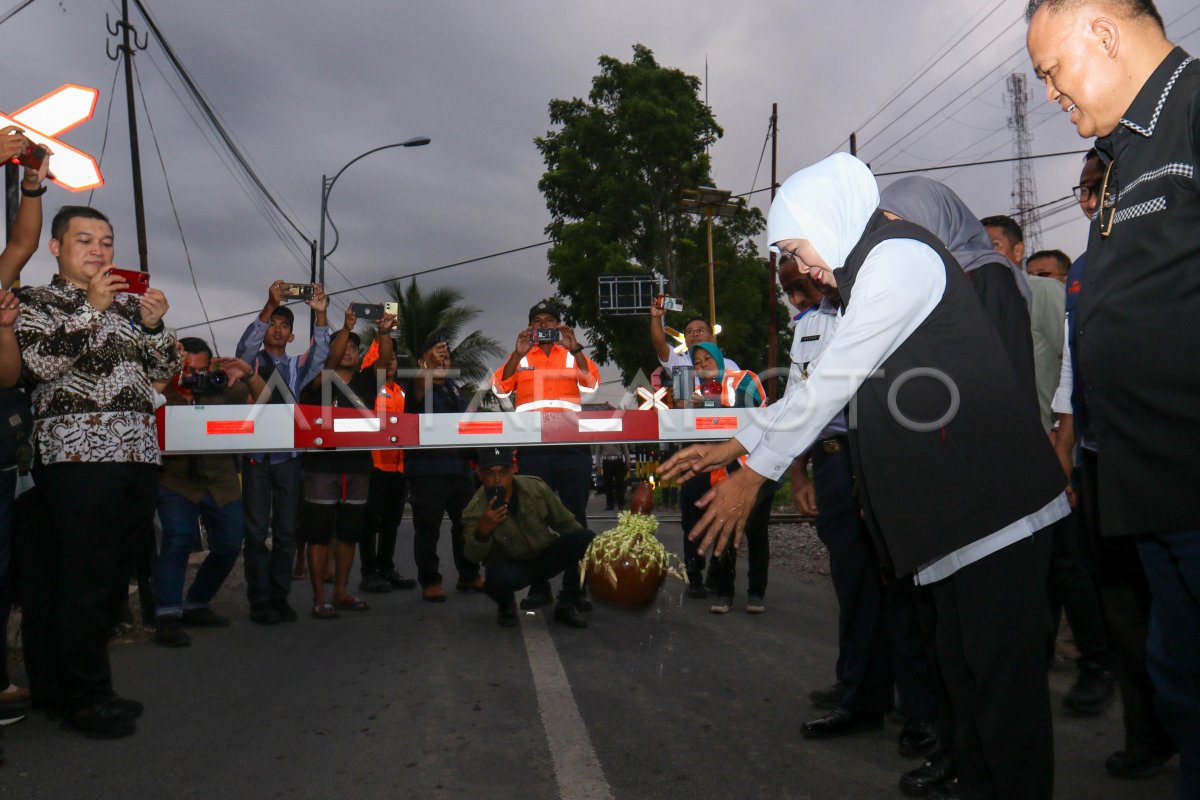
{"left": 521, "top": 611, "right": 615, "bottom": 800}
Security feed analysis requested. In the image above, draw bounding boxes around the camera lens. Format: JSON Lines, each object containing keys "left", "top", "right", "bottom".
{"left": 209, "top": 369, "right": 229, "bottom": 388}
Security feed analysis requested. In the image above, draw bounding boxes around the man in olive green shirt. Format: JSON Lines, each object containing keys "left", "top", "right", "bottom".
{"left": 463, "top": 447, "right": 594, "bottom": 628}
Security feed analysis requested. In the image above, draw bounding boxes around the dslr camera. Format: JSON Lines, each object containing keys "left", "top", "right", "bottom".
{"left": 533, "top": 327, "right": 560, "bottom": 344}
{"left": 181, "top": 369, "right": 229, "bottom": 396}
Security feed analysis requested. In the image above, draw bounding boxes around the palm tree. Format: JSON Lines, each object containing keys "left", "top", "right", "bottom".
{"left": 385, "top": 278, "right": 504, "bottom": 393}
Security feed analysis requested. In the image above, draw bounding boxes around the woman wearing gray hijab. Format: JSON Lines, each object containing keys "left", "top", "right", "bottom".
{"left": 879, "top": 176, "right": 1037, "bottom": 406}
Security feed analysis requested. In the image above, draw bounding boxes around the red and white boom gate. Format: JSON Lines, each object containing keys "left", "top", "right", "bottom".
{"left": 157, "top": 406, "right": 763, "bottom": 455}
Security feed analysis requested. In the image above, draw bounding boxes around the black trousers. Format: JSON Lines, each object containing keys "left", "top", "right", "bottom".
{"left": 20, "top": 463, "right": 157, "bottom": 711}
{"left": 516, "top": 445, "right": 591, "bottom": 530}
{"left": 1047, "top": 510, "right": 1115, "bottom": 671}
{"left": 1078, "top": 451, "right": 1174, "bottom": 757}
{"left": 408, "top": 473, "right": 478, "bottom": 587}
{"left": 680, "top": 472, "right": 712, "bottom": 579}
{"left": 811, "top": 445, "right": 891, "bottom": 715}
{"left": 930, "top": 529, "right": 1054, "bottom": 800}
{"left": 705, "top": 478, "right": 772, "bottom": 600}
{"left": 601, "top": 458, "right": 626, "bottom": 509}
{"left": 483, "top": 529, "right": 594, "bottom": 606}
{"left": 361, "top": 469, "right": 407, "bottom": 578}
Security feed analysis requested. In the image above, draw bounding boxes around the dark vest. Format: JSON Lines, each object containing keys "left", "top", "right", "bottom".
{"left": 251, "top": 351, "right": 295, "bottom": 405}
{"left": 835, "top": 212, "right": 1063, "bottom": 578}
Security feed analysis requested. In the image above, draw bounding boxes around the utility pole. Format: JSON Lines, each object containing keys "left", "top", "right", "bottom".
{"left": 107, "top": 0, "right": 150, "bottom": 271}
{"left": 766, "top": 104, "right": 779, "bottom": 403}
{"left": 1006, "top": 73, "right": 1042, "bottom": 254}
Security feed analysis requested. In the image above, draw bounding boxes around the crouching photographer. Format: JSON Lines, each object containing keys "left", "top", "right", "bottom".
{"left": 463, "top": 448, "right": 595, "bottom": 629}
{"left": 152, "top": 338, "right": 265, "bottom": 648}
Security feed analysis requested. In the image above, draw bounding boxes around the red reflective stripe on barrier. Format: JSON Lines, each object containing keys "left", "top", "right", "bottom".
{"left": 695, "top": 416, "right": 738, "bottom": 431}
{"left": 207, "top": 420, "right": 255, "bottom": 435}
{"left": 458, "top": 421, "right": 504, "bottom": 435}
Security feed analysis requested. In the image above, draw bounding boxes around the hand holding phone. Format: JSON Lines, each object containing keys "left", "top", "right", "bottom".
{"left": 108, "top": 267, "right": 150, "bottom": 295}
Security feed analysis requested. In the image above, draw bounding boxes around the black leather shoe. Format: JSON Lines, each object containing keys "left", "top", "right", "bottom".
{"left": 898, "top": 719, "right": 939, "bottom": 758}
{"left": 553, "top": 603, "right": 588, "bottom": 629}
{"left": 1063, "top": 666, "right": 1116, "bottom": 715}
{"left": 800, "top": 708, "right": 884, "bottom": 739}
{"left": 381, "top": 570, "right": 417, "bottom": 590}
{"left": 1105, "top": 747, "right": 1176, "bottom": 779}
{"left": 181, "top": 607, "right": 231, "bottom": 627}
{"left": 249, "top": 602, "right": 281, "bottom": 625}
{"left": 270, "top": 599, "right": 298, "bottom": 623}
{"left": 496, "top": 601, "right": 518, "bottom": 628}
{"left": 899, "top": 750, "right": 956, "bottom": 797}
{"left": 359, "top": 575, "right": 394, "bottom": 594}
{"left": 153, "top": 616, "right": 191, "bottom": 648}
{"left": 925, "top": 780, "right": 959, "bottom": 800}
{"left": 110, "top": 697, "right": 143, "bottom": 718}
{"left": 808, "top": 682, "right": 848, "bottom": 710}
{"left": 62, "top": 701, "right": 137, "bottom": 739}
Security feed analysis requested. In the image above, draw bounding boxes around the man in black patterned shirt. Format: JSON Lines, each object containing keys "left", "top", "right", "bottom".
{"left": 14, "top": 206, "right": 179, "bottom": 739}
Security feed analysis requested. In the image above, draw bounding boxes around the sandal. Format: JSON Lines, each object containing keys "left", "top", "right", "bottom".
{"left": 311, "top": 602, "right": 339, "bottom": 619}
{"left": 335, "top": 595, "right": 370, "bottom": 612}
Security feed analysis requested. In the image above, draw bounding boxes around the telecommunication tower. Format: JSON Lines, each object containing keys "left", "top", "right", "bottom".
{"left": 1006, "top": 72, "right": 1042, "bottom": 254}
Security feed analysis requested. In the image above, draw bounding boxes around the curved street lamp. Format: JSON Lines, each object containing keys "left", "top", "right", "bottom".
{"left": 316, "top": 136, "right": 431, "bottom": 287}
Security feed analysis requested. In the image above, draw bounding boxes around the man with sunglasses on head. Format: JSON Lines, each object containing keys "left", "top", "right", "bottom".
{"left": 1028, "top": 1, "right": 1200, "bottom": 793}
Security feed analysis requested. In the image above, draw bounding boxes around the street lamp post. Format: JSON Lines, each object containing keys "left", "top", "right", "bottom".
{"left": 681, "top": 186, "right": 744, "bottom": 327}
{"left": 318, "top": 136, "right": 431, "bottom": 290}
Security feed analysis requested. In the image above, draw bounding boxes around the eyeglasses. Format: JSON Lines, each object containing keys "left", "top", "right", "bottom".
{"left": 777, "top": 245, "right": 802, "bottom": 265}
{"left": 1097, "top": 158, "right": 1118, "bottom": 239}
{"left": 683, "top": 326, "right": 709, "bottom": 336}
{"left": 1071, "top": 184, "right": 1100, "bottom": 202}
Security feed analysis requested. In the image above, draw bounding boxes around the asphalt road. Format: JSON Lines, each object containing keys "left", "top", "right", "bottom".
{"left": 0, "top": 494, "right": 1180, "bottom": 800}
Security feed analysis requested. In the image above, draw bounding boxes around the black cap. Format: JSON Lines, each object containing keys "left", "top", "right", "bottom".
{"left": 421, "top": 330, "right": 449, "bottom": 353}
{"left": 528, "top": 301, "right": 562, "bottom": 322}
{"left": 476, "top": 446, "right": 516, "bottom": 469}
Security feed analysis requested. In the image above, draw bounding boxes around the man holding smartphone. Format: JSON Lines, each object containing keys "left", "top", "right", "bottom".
{"left": 462, "top": 447, "right": 594, "bottom": 628}
{"left": 15, "top": 205, "right": 179, "bottom": 738}
{"left": 491, "top": 301, "right": 599, "bottom": 610}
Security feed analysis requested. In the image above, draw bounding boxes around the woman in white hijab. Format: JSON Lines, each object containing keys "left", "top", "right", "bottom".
{"left": 661, "top": 152, "right": 1067, "bottom": 800}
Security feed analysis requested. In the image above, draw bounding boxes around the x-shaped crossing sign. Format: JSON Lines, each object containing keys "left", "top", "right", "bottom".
{"left": 3, "top": 84, "right": 103, "bottom": 191}
{"left": 636, "top": 386, "right": 669, "bottom": 411}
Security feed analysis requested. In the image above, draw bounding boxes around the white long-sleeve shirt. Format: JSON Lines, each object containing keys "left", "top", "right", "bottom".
{"left": 734, "top": 237, "right": 1067, "bottom": 583}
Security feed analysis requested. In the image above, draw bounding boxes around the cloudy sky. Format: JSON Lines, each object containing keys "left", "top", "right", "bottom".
{"left": 5, "top": 0, "right": 1200, "bottom": 402}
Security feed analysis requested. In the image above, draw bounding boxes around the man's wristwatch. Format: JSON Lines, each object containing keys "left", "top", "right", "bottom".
{"left": 570, "top": 345, "right": 584, "bottom": 355}
{"left": 20, "top": 183, "right": 47, "bottom": 198}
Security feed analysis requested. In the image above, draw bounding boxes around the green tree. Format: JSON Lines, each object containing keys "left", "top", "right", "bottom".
{"left": 536, "top": 44, "right": 789, "bottom": 384}
{"left": 382, "top": 278, "right": 504, "bottom": 393}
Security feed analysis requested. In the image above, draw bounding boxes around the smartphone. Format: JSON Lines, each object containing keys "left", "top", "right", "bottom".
{"left": 486, "top": 486, "right": 506, "bottom": 509}
{"left": 654, "top": 294, "right": 684, "bottom": 313}
{"left": 108, "top": 267, "right": 150, "bottom": 295}
{"left": 384, "top": 301, "right": 398, "bottom": 317}
{"left": 12, "top": 143, "right": 47, "bottom": 171}
{"left": 281, "top": 282, "right": 314, "bottom": 300}
{"left": 351, "top": 302, "right": 384, "bottom": 321}
{"left": 533, "top": 327, "right": 560, "bottom": 344}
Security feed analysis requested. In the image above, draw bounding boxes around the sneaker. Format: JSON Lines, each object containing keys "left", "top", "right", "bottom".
{"left": 455, "top": 576, "right": 486, "bottom": 593}
{"left": 496, "top": 600, "right": 518, "bottom": 628}
{"left": 521, "top": 583, "right": 553, "bottom": 610}
{"left": 381, "top": 569, "right": 417, "bottom": 590}
{"left": 270, "top": 598, "right": 299, "bottom": 623}
{"left": 746, "top": 595, "right": 766, "bottom": 614}
{"left": 1063, "top": 666, "right": 1116, "bottom": 715}
{"left": 249, "top": 602, "right": 281, "bottom": 625}
{"left": 153, "top": 616, "right": 191, "bottom": 648}
{"left": 180, "top": 607, "right": 231, "bottom": 627}
{"left": 422, "top": 584, "right": 447, "bottom": 603}
{"left": 709, "top": 597, "right": 732, "bottom": 614}
{"left": 0, "top": 685, "right": 30, "bottom": 726}
{"left": 359, "top": 575, "right": 394, "bottom": 594}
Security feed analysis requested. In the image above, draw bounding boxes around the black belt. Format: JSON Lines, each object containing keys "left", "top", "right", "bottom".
{"left": 818, "top": 436, "right": 848, "bottom": 455}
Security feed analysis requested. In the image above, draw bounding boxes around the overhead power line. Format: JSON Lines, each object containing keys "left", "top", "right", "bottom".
{"left": 175, "top": 240, "right": 553, "bottom": 332}
{"left": 0, "top": 0, "right": 36, "bottom": 27}
{"left": 874, "top": 149, "right": 1089, "bottom": 178}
